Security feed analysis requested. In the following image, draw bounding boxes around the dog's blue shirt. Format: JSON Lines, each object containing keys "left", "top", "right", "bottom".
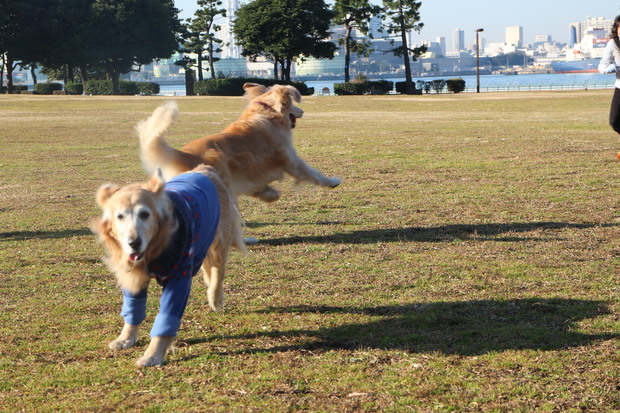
{"left": 121, "top": 172, "right": 220, "bottom": 337}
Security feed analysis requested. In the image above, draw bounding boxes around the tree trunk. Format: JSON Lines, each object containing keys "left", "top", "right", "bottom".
{"left": 185, "top": 69, "right": 195, "bottom": 95}
{"left": 6, "top": 53, "right": 15, "bottom": 94}
{"left": 399, "top": 15, "right": 413, "bottom": 94}
{"left": 109, "top": 68, "right": 121, "bottom": 95}
{"left": 197, "top": 54, "right": 204, "bottom": 81}
{"left": 30, "top": 64, "right": 38, "bottom": 86}
{"left": 344, "top": 25, "right": 352, "bottom": 83}
{"left": 273, "top": 60, "right": 278, "bottom": 80}
{"left": 208, "top": 40, "right": 216, "bottom": 79}
{"left": 79, "top": 65, "right": 89, "bottom": 94}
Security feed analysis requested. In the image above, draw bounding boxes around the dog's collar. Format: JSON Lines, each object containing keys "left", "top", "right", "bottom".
{"left": 254, "top": 101, "right": 274, "bottom": 111}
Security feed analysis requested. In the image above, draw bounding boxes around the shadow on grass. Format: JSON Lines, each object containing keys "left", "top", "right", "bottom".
{"left": 259, "top": 222, "right": 619, "bottom": 245}
{"left": 0, "top": 228, "right": 92, "bottom": 241}
{"left": 218, "top": 299, "right": 617, "bottom": 356}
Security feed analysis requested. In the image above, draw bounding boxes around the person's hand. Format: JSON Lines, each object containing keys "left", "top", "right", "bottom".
{"left": 605, "top": 64, "right": 617, "bottom": 73}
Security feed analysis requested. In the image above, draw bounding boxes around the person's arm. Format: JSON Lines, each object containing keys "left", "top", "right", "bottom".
{"left": 599, "top": 40, "right": 617, "bottom": 74}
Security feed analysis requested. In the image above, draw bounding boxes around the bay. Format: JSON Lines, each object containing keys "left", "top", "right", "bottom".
{"left": 159, "top": 72, "right": 616, "bottom": 96}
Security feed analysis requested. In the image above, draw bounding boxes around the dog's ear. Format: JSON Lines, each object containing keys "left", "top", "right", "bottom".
{"left": 145, "top": 167, "right": 166, "bottom": 194}
{"left": 243, "top": 82, "right": 268, "bottom": 99}
{"left": 286, "top": 85, "right": 302, "bottom": 104}
{"left": 96, "top": 184, "right": 121, "bottom": 208}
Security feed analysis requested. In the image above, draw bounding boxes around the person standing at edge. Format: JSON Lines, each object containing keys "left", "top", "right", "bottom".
{"left": 599, "top": 15, "right": 620, "bottom": 157}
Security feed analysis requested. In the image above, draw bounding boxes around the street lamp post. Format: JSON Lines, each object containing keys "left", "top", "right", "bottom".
{"left": 475, "top": 28, "right": 484, "bottom": 93}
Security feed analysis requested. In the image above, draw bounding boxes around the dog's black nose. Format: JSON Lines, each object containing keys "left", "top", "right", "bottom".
{"left": 128, "top": 238, "right": 142, "bottom": 251}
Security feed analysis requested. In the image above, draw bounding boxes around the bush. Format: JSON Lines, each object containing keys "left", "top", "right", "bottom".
{"left": 1, "top": 85, "right": 29, "bottom": 94}
{"left": 136, "top": 82, "right": 160, "bottom": 95}
{"left": 194, "top": 77, "right": 312, "bottom": 96}
{"left": 430, "top": 79, "right": 447, "bottom": 93}
{"left": 84, "top": 80, "right": 157, "bottom": 95}
{"left": 65, "top": 83, "right": 84, "bottom": 95}
{"left": 447, "top": 78, "right": 466, "bottom": 93}
{"left": 34, "top": 82, "right": 63, "bottom": 95}
{"left": 333, "top": 80, "right": 394, "bottom": 95}
{"left": 85, "top": 80, "right": 114, "bottom": 95}
{"left": 395, "top": 82, "right": 422, "bottom": 95}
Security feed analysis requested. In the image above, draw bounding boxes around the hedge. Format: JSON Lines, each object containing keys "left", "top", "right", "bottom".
{"left": 1, "top": 85, "right": 29, "bottom": 94}
{"left": 333, "top": 80, "right": 394, "bottom": 95}
{"left": 446, "top": 78, "right": 466, "bottom": 93}
{"left": 34, "top": 82, "right": 63, "bottom": 95}
{"left": 194, "top": 77, "right": 312, "bottom": 96}
{"left": 65, "top": 83, "right": 84, "bottom": 95}
{"left": 84, "top": 80, "right": 160, "bottom": 95}
{"left": 394, "top": 82, "right": 422, "bottom": 95}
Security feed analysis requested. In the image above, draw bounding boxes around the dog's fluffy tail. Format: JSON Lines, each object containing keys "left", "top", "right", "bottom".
{"left": 136, "top": 101, "right": 182, "bottom": 178}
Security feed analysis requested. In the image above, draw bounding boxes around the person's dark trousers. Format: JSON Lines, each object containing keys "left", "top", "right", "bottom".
{"left": 610, "top": 87, "right": 620, "bottom": 135}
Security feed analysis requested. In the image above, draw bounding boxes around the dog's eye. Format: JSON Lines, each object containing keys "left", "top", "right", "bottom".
{"left": 138, "top": 211, "right": 151, "bottom": 220}
{"left": 116, "top": 213, "right": 125, "bottom": 221}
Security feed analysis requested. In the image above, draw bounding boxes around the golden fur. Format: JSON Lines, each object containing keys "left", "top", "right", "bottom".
{"left": 138, "top": 82, "right": 341, "bottom": 205}
{"left": 92, "top": 164, "right": 246, "bottom": 367}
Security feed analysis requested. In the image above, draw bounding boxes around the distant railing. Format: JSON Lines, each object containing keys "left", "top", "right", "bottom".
{"left": 463, "top": 83, "right": 614, "bottom": 93}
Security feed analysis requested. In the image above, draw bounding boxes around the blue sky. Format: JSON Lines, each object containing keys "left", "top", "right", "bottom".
{"left": 174, "top": 0, "right": 617, "bottom": 45}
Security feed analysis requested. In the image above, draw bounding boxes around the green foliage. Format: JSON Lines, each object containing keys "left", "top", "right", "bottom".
{"left": 416, "top": 80, "right": 432, "bottom": 94}
{"left": 65, "top": 82, "right": 84, "bottom": 95}
{"left": 84, "top": 80, "right": 159, "bottom": 95}
{"left": 395, "top": 81, "right": 422, "bottom": 95}
{"left": 194, "top": 78, "right": 312, "bottom": 96}
{"left": 447, "top": 78, "right": 466, "bottom": 93}
{"left": 234, "top": 0, "right": 336, "bottom": 80}
{"left": 136, "top": 82, "right": 160, "bottom": 95}
{"left": 1, "top": 85, "right": 28, "bottom": 94}
{"left": 429, "top": 79, "right": 447, "bottom": 93}
{"left": 334, "top": 80, "right": 393, "bottom": 95}
{"left": 34, "top": 82, "right": 63, "bottom": 95}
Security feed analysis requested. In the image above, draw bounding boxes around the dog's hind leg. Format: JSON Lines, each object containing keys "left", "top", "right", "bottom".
{"left": 252, "top": 185, "right": 280, "bottom": 203}
{"left": 201, "top": 248, "right": 229, "bottom": 311}
{"left": 108, "top": 323, "right": 140, "bottom": 350}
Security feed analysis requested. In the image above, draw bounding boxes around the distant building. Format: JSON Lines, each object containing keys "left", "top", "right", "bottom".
{"left": 535, "top": 34, "right": 552, "bottom": 44}
{"left": 452, "top": 28, "right": 464, "bottom": 52}
{"left": 506, "top": 26, "right": 523, "bottom": 47}
{"left": 437, "top": 36, "right": 446, "bottom": 56}
{"left": 569, "top": 17, "right": 613, "bottom": 47}
{"left": 220, "top": 0, "right": 241, "bottom": 59}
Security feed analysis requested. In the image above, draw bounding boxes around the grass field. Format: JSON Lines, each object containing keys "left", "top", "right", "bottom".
{"left": 1, "top": 90, "right": 620, "bottom": 412}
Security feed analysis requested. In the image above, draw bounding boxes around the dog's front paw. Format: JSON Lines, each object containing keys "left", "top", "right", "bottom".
{"left": 109, "top": 338, "right": 137, "bottom": 350}
{"left": 329, "top": 177, "right": 341, "bottom": 188}
{"left": 136, "top": 354, "right": 163, "bottom": 367}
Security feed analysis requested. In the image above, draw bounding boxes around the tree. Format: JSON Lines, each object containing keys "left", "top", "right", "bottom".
{"left": 382, "top": 0, "right": 426, "bottom": 94}
{"left": 87, "top": 0, "right": 181, "bottom": 94}
{"left": 182, "top": 0, "right": 226, "bottom": 80}
{"left": 332, "top": 0, "right": 381, "bottom": 83}
{"left": 0, "top": 1, "right": 50, "bottom": 93}
{"left": 234, "top": 0, "right": 336, "bottom": 81}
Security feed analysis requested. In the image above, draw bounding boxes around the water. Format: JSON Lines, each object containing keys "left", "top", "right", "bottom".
{"left": 158, "top": 72, "right": 616, "bottom": 96}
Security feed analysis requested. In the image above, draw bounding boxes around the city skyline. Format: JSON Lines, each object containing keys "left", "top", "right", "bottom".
{"left": 175, "top": 0, "right": 616, "bottom": 46}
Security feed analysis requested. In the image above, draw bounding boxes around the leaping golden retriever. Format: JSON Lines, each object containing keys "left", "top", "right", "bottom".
{"left": 139, "top": 83, "right": 341, "bottom": 206}
{"left": 92, "top": 164, "right": 246, "bottom": 367}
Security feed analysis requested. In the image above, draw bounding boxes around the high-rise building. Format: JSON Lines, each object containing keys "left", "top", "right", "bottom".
{"left": 505, "top": 26, "right": 523, "bottom": 47}
{"left": 220, "top": 0, "right": 242, "bottom": 59}
{"left": 452, "top": 28, "right": 464, "bottom": 52}
{"left": 569, "top": 17, "right": 613, "bottom": 47}
{"left": 437, "top": 36, "right": 446, "bottom": 56}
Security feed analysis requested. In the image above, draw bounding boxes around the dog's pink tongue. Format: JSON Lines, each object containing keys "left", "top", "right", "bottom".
{"left": 129, "top": 253, "right": 143, "bottom": 262}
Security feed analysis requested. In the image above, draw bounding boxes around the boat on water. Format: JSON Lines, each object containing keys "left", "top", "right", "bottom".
{"left": 551, "top": 27, "right": 607, "bottom": 74}
{"left": 551, "top": 59, "right": 599, "bottom": 74}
